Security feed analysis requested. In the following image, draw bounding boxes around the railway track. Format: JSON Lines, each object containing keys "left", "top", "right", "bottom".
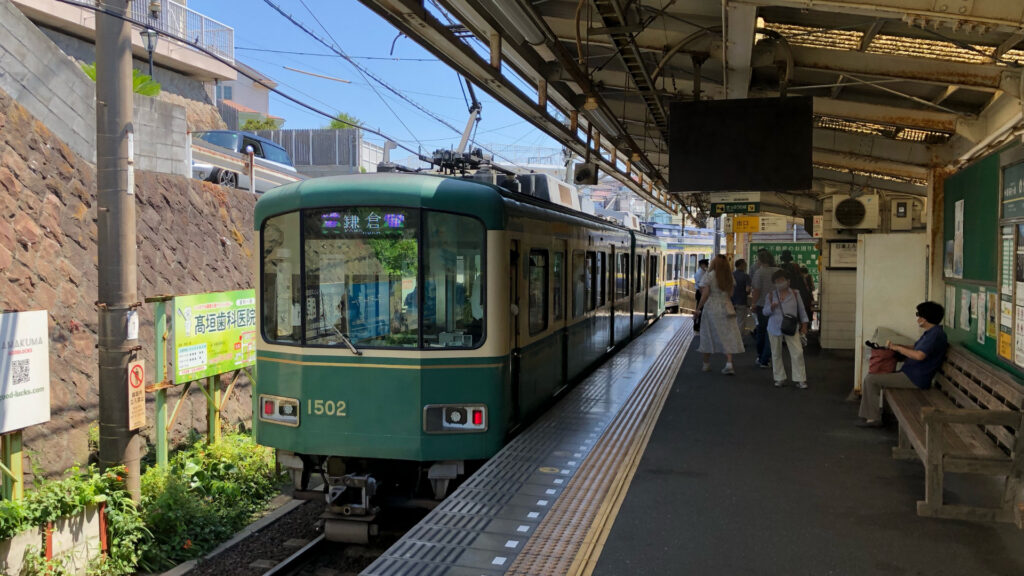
{"left": 261, "top": 535, "right": 329, "bottom": 576}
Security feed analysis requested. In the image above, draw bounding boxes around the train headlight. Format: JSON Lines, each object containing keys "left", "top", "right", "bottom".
{"left": 424, "top": 404, "right": 487, "bottom": 433}
{"left": 259, "top": 394, "right": 300, "bottom": 427}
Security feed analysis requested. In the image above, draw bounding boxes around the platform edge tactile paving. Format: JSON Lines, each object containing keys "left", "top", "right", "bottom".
{"left": 360, "top": 317, "right": 692, "bottom": 576}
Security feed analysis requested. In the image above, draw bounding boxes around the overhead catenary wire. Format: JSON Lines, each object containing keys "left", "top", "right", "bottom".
{"left": 47, "top": 0, "right": 429, "bottom": 161}
{"left": 263, "top": 0, "right": 529, "bottom": 170}
{"left": 295, "top": 0, "right": 423, "bottom": 148}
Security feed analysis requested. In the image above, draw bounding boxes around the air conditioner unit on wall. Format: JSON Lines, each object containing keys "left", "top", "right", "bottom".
{"left": 831, "top": 194, "right": 880, "bottom": 230}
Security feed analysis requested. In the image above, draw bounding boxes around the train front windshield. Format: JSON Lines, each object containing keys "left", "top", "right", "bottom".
{"left": 261, "top": 207, "right": 485, "bottom": 349}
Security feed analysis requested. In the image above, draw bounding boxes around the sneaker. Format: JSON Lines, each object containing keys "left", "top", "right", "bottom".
{"left": 795, "top": 381, "right": 808, "bottom": 389}
{"left": 774, "top": 380, "right": 785, "bottom": 387}
{"left": 721, "top": 365, "right": 735, "bottom": 375}
{"left": 757, "top": 361, "right": 770, "bottom": 369}
{"left": 702, "top": 362, "right": 711, "bottom": 372}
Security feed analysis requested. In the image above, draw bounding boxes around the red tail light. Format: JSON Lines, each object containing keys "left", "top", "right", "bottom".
{"left": 472, "top": 410, "right": 483, "bottom": 426}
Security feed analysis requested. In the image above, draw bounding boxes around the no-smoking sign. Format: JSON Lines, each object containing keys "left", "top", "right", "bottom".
{"left": 127, "top": 360, "right": 146, "bottom": 430}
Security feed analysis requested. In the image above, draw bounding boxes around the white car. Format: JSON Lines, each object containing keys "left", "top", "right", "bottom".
{"left": 191, "top": 130, "right": 299, "bottom": 193}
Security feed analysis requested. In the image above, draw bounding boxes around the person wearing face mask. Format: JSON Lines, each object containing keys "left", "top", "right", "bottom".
{"left": 766, "top": 269, "right": 810, "bottom": 388}
{"left": 857, "top": 301, "right": 947, "bottom": 427}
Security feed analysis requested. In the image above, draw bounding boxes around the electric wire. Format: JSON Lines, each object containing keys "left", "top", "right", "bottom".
{"left": 236, "top": 46, "right": 440, "bottom": 61}
{"left": 47, "top": 0, "right": 429, "bottom": 161}
{"left": 296, "top": 0, "right": 422, "bottom": 149}
{"left": 264, "top": 0, "right": 528, "bottom": 170}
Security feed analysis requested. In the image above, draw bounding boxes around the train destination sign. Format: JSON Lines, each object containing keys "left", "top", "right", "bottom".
{"left": 318, "top": 209, "right": 409, "bottom": 236}
{"left": 173, "top": 290, "right": 257, "bottom": 383}
{"left": 0, "top": 310, "right": 51, "bottom": 434}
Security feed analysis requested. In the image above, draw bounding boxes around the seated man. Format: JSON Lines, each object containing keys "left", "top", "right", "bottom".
{"left": 857, "top": 301, "right": 948, "bottom": 427}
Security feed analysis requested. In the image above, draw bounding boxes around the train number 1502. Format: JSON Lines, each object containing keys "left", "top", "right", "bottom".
{"left": 307, "top": 399, "right": 347, "bottom": 417}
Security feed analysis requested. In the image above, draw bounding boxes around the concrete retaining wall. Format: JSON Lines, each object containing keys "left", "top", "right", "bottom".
{"left": 0, "top": 0, "right": 189, "bottom": 176}
{"left": 0, "top": 87, "right": 256, "bottom": 479}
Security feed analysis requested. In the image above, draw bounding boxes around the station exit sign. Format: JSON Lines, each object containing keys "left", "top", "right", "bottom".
{"left": 710, "top": 191, "right": 761, "bottom": 216}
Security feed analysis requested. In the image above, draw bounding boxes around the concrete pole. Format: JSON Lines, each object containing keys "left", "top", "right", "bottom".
{"left": 96, "top": 0, "right": 141, "bottom": 501}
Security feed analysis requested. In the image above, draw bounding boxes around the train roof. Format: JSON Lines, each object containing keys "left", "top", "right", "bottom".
{"left": 255, "top": 174, "right": 654, "bottom": 241}
{"left": 254, "top": 173, "right": 507, "bottom": 230}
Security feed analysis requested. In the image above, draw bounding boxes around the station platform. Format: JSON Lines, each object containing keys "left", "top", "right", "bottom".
{"left": 361, "top": 316, "right": 1024, "bottom": 576}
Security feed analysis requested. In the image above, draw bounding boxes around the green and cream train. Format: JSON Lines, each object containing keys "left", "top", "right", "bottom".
{"left": 253, "top": 173, "right": 664, "bottom": 530}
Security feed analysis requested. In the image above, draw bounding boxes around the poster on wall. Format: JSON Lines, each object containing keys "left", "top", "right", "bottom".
{"left": 960, "top": 289, "right": 971, "bottom": 331}
{"left": 945, "top": 286, "right": 956, "bottom": 328}
{"left": 988, "top": 292, "right": 999, "bottom": 339}
{"left": 1002, "top": 228, "right": 1014, "bottom": 296}
{"left": 1000, "top": 328, "right": 1014, "bottom": 361}
{"left": 953, "top": 199, "right": 964, "bottom": 279}
{"left": 1015, "top": 306, "right": 1024, "bottom": 367}
{"left": 977, "top": 288, "right": 986, "bottom": 345}
{"left": 1016, "top": 223, "right": 1024, "bottom": 307}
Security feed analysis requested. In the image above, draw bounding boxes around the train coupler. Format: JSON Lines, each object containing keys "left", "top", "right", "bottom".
{"left": 326, "top": 473, "right": 379, "bottom": 517}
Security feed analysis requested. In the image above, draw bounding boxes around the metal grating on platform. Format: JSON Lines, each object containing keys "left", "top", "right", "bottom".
{"left": 361, "top": 316, "right": 692, "bottom": 576}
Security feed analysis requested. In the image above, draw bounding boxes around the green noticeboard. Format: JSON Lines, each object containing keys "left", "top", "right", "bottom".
{"left": 749, "top": 242, "right": 820, "bottom": 284}
{"left": 1003, "top": 162, "right": 1024, "bottom": 220}
{"left": 173, "top": 290, "right": 257, "bottom": 383}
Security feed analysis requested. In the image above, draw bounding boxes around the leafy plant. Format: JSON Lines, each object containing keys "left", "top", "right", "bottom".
{"left": 241, "top": 118, "right": 279, "bottom": 131}
{"left": 327, "top": 112, "right": 361, "bottom": 130}
{"left": 138, "top": 433, "right": 280, "bottom": 571}
{"left": 80, "top": 63, "right": 161, "bottom": 96}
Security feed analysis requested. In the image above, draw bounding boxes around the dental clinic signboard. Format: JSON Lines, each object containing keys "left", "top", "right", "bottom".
{"left": 173, "top": 290, "right": 257, "bottom": 383}
{"left": 0, "top": 310, "right": 51, "bottom": 434}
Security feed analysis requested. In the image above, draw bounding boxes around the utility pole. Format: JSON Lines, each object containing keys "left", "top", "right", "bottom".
{"left": 96, "top": 0, "right": 142, "bottom": 501}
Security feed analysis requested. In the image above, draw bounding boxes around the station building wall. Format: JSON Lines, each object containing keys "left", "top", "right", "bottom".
{"left": 0, "top": 88, "right": 257, "bottom": 480}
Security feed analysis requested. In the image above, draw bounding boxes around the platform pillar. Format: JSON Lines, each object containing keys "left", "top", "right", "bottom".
{"left": 154, "top": 299, "right": 168, "bottom": 468}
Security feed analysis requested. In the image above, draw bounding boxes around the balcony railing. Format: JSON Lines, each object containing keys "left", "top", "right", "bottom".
{"left": 66, "top": 0, "right": 234, "bottom": 63}
{"left": 131, "top": 0, "right": 234, "bottom": 62}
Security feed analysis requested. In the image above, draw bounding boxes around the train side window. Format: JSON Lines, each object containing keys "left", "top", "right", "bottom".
{"left": 422, "top": 211, "right": 486, "bottom": 348}
{"left": 649, "top": 255, "right": 658, "bottom": 287}
{"left": 553, "top": 252, "right": 565, "bottom": 321}
{"left": 616, "top": 253, "right": 629, "bottom": 299}
{"left": 261, "top": 212, "right": 302, "bottom": 344}
{"left": 572, "top": 251, "right": 585, "bottom": 318}
{"left": 596, "top": 252, "right": 606, "bottom": 307}
{"left": 585, "top": 251, "right": 596, "bottom": 311}
{"left": 528, "top": 250, "right": 549, "bottom": 335}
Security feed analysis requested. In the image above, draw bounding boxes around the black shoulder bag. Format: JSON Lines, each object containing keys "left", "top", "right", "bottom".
{"left": 776, "top": 290, "right": 799, "bottom": 336}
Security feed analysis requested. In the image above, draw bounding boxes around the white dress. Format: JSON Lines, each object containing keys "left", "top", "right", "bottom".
{"left": 697, "top": 274, "right": 745, "bottom": 354}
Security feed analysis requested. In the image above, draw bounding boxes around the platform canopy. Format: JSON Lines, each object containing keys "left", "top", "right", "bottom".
{"left": 358, "top": 0, "right": 1024, "bottom": 216}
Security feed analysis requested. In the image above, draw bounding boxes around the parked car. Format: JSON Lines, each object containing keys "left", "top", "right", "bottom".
{"left": 191, "top": 130, "right": 299, "bottom": 193}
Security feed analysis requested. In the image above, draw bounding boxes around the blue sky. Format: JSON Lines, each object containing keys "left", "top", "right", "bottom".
{"left": 189, "top": 0, "right": 562, "bottom": 162}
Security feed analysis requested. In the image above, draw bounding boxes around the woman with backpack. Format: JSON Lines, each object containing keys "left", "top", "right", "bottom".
{"left": 766, "top": 269, "right": 810, "bottom": 388}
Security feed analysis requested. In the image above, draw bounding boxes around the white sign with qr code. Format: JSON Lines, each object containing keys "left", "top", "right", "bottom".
{"left": 0, "top": 310, "right": 51, "bottom": 433}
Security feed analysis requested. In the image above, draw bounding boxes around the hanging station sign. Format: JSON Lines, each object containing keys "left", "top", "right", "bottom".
{"left": 711, "top": 191, "right": 761, "bottom": 216}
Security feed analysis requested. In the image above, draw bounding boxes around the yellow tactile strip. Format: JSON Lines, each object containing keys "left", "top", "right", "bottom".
{"left": 506, "top": 322, "right": 693, "bottom": 576}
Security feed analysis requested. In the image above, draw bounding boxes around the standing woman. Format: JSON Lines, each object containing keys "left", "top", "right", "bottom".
{"left": 766, "top": 269, "right": 810, "bottom": 388}
{"left": 696, "top": 255, "right": 745, "bottom": 374}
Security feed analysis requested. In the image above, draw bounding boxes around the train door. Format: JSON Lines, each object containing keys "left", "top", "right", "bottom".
{"left": 644, "top": 249, "right": 651, "bottom": 320}
{"left": 609, "top": 245, "right": 617, "bottom": 347}
{"left": 555, "top": 240, "right": 568, "bottom": 390}
{"left": 509, "top": 240, "right": 521, "bottom": 424}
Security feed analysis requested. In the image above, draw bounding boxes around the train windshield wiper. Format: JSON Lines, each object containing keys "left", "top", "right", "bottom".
{"left": 331, "top": 325, "right": 363, "bottom": 356}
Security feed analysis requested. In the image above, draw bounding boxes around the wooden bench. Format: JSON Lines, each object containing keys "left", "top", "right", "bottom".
{"left": 884, "top": 345, "right": 1024, "bottom": 527}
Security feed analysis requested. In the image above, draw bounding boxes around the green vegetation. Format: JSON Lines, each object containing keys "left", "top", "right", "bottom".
{"left": 0, "top": 433, "right": 281, "bottom": 575}
{"left": 0, "top": 465, "right": 147, "bottom": 575}
{"left": 241, "top": 118, "right": 280, "bottom": 131}
{"left": 80, "top": 63, "right": 161, "bottom": 97}
{"left": 327, "top": 112, "right": 361, "bottom": 130}
{"left": 139, "top": 432, "right": 280, "bottom": 570}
